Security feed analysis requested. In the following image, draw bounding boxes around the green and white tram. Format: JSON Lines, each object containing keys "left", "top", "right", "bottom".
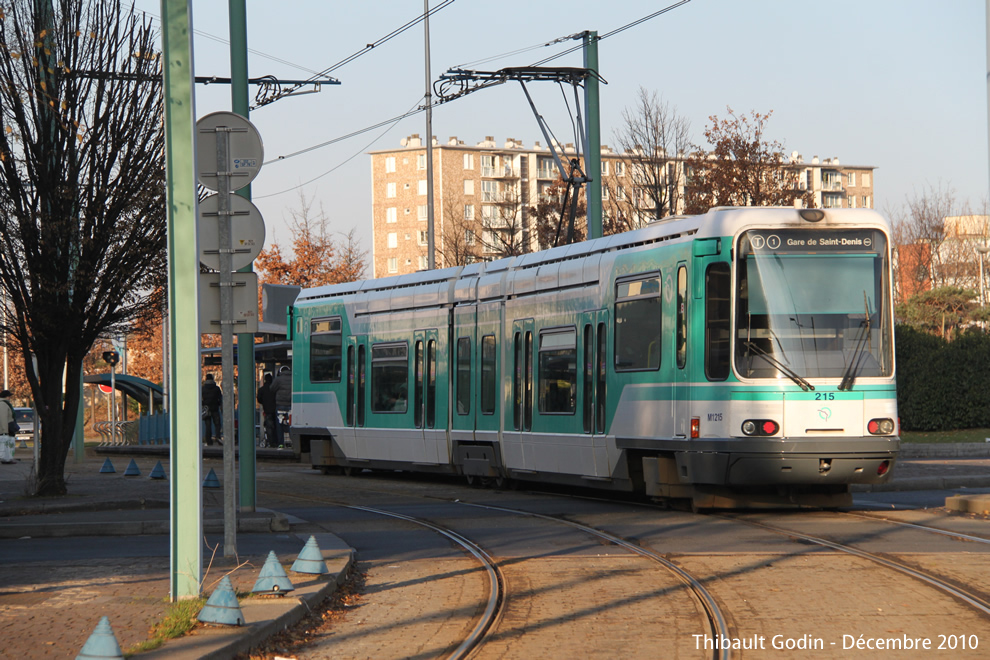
{"left": 288, "top": 207, "right": 897, "bottom": 508}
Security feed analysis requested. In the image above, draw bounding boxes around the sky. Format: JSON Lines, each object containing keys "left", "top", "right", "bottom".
{"left": 135, "top": 0, "right": 989, "bottom": 259}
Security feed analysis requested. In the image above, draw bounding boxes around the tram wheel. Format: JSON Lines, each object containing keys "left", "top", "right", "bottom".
{"left": 465, "top": 474, "right": 481, "bottom": 488}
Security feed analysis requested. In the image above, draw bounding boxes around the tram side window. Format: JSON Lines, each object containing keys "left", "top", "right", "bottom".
{"left": 539, "top": 328, "right": 577, "bottom": 414}
{"left": 705, "top": 263, "right": 731, "bottom": 380}
{"left": 456, "top": 337, "right": 471, "bottom": 415}
{"left": 480, "top": 335, "right": 496, "bottom": 414}
{"left": 371, "top": 342, "right": 408, "bottom": 413}
{"left": 310, "top": 317, "right": 342, "bottom": 382}
{"left": 614, "top": 275, "right": 662, "bottom": 371}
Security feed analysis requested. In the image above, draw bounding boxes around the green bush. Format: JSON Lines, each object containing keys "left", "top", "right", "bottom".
{"left": 895, "top": 325, "right": 990, "bottom": 431}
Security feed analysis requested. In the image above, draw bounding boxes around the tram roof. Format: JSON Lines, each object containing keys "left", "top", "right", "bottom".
{"left": 295, "top": 207, "right": 889, "bottom": 306}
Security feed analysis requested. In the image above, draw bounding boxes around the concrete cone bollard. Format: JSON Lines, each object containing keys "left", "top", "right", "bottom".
{"left": 149, "top": 461, "right": 166, "bottom": 480}
{"left": 99, "top": 459, "right": 115, "bottom": 474}
{"left": 197, "top": 575, "right": 245, "bottom": 626}
{"left": 202, "top": 468, "right": 221, "bottom": 488}
{"left": 123, "top": 459, "right": 141, "bottom": 477}
{"left": 75, "top": 616, "right": 124, "bottom": 659}
{"left": 252, "top": 550, "right": 295, "bottom": 595}
{"left": 291, "top": 535, "right": 329, "bottom": 575}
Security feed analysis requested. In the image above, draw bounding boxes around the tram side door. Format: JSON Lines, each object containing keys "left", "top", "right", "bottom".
{"left": 413, "top": 328, "right": 444, "bottom": 464}
{"left": 506, "top": 318, "right": 534, "bottom": 470}
{"left": 581, "top": 309, "right": 610, "bottom": 476}
{"left": 345, "top": 335, "right": 368, "bottom": 457}
{"left": 672, "top": 263, "right": 690, "bottom": 438}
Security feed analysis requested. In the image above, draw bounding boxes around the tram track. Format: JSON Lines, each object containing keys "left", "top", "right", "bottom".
{"left": 716, "top": 514, "right": 990, "bottom": 618}
{"left": 456, "top": 500, "right": 732, "bottom": 660}
{"left": 258, "top": 487, "right": 504, "bottom": 660}
{"left": 838, "top": 510, "right": 990, "bottom": 545}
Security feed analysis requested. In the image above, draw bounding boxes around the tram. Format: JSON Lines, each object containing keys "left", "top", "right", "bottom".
{"left": 287, "top": 206, "right": 898, "bottom": 508}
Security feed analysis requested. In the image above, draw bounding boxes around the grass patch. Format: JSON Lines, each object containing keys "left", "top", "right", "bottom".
{"left": 901, "top": 428, "right": 990, "bottom": 444}
{"left": 125, "top": 597, "right": 206, "bottom": 656}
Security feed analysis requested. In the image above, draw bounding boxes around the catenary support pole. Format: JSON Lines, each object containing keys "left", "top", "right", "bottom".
{"left": 229, "top": 0, "right": 256, "bottom": 513}
{"left": 424, "top": 0, "right": 436, "bottom": 269}
{"left": 161, "top": 0, "right": 203, "bottom": 600}
{"left": 583, "top": 31, "right": 603, "bottom": 240}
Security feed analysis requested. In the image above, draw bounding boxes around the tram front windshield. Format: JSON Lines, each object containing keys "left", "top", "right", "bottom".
{"left": 734, "top": 228, "right": 893, "bottom": 381}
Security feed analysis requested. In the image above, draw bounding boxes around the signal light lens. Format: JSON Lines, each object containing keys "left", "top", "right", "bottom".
{"left": 877, "top": 460, "right": 890, "bottom": 476}
{"left": 691, "top": 417, "right": 700, "bottom": 439}
{"left": 742, "top": 419, "right": 779, "bottom": 436}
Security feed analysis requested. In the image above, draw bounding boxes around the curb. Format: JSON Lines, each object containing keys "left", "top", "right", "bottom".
{"left": 852, "top": 475, "right": 990, "bottom": 493}
{"left": 141, "top": 537, "right": 354, "bottom": 660}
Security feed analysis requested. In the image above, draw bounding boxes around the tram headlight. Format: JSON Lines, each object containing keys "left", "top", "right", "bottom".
{"left": 867, "top": 418, "right": 895, "bottom": 435}
{"left": 799, "top": 209, "right": 825, "bottom": 223}
{"left": 741, "top": 419, "right": 779, "bottom": 436}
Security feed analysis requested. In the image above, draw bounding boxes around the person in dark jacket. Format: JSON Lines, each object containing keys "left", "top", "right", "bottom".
{"left": 270, "top": 365, "right": 292, "bottom": 447}
{"left": 201, "top": 373, "right": 222, "bottom": 445}
{"left": 256, "top": 372, "right": 276, "bottom": 448}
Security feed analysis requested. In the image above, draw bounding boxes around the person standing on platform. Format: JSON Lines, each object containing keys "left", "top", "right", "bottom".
{"left": 201, "top": 373, "right": 222, "bottom": 446}
{"left": 257, "top": 372, "right": 276, "bottom": 448}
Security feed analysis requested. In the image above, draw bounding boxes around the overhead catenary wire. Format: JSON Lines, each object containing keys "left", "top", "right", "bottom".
{"left": 263, "top": 0, "right": 692, "bottom": 167}
{"left": 253, "top": 0, "right": 457, "bottom": 109}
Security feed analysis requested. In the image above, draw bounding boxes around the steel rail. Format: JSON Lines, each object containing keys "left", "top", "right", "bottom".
{"left": 840, "top": 511, "right": 990, "bottom": 545}
{"left": 720, "top": 515, "right": 990, "bottom": 617}
{"left": 343, "top": 504, "right": 505, "bottom": 660}
{"left": 459, "top": 501, "right": 732, "bottom": 660}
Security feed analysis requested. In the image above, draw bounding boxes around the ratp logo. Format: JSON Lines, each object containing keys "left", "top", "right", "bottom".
{"left": 817, "top": 407, "right": 832, "bottom": 421}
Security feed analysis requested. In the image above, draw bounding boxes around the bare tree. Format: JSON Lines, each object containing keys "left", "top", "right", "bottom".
{"left": 435, "top": 187, "right": 481, "bottom": 267}
{"left": 611, "top": 87, "right": 691, "bottom": 224}
{"left": 0, "top": 1, "right": 166, "bottom": 496}
{"left": 683, "top": 108, "right": 812, "bottom": 214}
{"left": 889, "top": 183, "right": 958, "bottom": 299}
{"left": 480, "top": 175, "right": 530, "bottom": 259}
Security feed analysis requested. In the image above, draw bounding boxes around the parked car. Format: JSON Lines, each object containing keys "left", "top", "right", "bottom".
{"left": 13, "top": 407, "right": 34, "bottom": 440}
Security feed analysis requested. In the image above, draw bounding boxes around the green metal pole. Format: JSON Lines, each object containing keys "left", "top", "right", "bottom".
{"left": 229, "top": 0, "right": 257, "bottom": 512}
{"left": 161, "top": 0, "right": 202, "bottom": 600}
{"left": 583, "top": 31, "right": 603, "bottom": 240}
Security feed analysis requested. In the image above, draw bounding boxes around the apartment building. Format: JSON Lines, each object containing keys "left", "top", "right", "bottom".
{"left": 369, "top": 135, "right": 876, "bottom": 277}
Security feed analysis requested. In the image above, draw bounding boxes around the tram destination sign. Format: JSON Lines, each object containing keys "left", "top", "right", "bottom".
{"left": 741, "top": 229, "right": 879, "bottom": 255}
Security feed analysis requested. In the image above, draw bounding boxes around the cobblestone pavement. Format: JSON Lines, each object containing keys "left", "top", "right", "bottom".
{"left": 0, "top": 442, "right": 987, "bottom": 659}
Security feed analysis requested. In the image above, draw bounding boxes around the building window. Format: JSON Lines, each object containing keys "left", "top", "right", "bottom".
{"left": 417, "top": 154, "right": 426, "bottom": 170}
{"left": 615, "top": 161, "right": 625, "bottom": 176}
{"left": 614, "top": 275, "right": 661, "bottom": 371}
{"left": 503, "top": 158, "right": 513, "bottom": 177}
{"left": 386, "top": 182, "right": 396, "bottom": 198}
{"left": 371, "top": 342, "right": 408, "bottom": 413}
{"left": 418, "top": 179, "right": 427, "bottom": 195}
{"left": 418, "top": 230, "right": 428, "bottom": 245}
{"left": 387, "top": 257, "right": 398, "bottom": 273}
{"left": 865, "top": 196, "right": 871, "bottom": 208}
{"left": 464, "top": 179, "right": 474, "bottom": 195}
{"left": 385, "top": 156, "right": 396, "bottom": 173}
{"left": 386, "top": 207, "right": 397, "bottom": 223}
{"left": 616, "top": 185, "right": 626, "bottom": 201}
{"left": 862, "top": 173, "right": 871, "bottom": 187}
{"left": 481, "top": 180, "right": 497, "bottom": 202}
{"left": 602, "top": 185, "right": 610, "bottom": 201}
{"left": 463, "top": 153, "right": 474, "bottom": 170}
{"left": 847, "top": 195, "right": 857, "bottom": 208}
{"left": 465, "top": 229, "right": 476, "bottom": 245}
{"left": 464, "top": 204, "right": 474, "bottom": 220}
{"left": 537, "top": 156, "right": 554, "bottom": 179}
{"left": 847, "top": 172, "right": 856, "bottom": 187}
{"left": 417, "top": 205, "right": 428, "bottom": 221}
{"left": 481, "top": 154, "right": 496, "bottom": 177}
{"left": 538, "top": 328, "right": 576, "bottom": 414}
{"left": 387, "top": 233, "right": 398, "bottom": 248}
{"left": 310, "top": 317, "right": 342, "bottom": 383}
{"left": 601, "top": 160, "right": 610, "bottom": 176}
{"left": 418, "top": 255, "right": 428, "bottom": 270}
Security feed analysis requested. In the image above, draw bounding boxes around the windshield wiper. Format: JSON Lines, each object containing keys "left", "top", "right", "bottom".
{"left": 839, "top": 292, "right": 873, "bottom": 391}
{"left": 743, "top": 341, "right": 814, "bottom": 391}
